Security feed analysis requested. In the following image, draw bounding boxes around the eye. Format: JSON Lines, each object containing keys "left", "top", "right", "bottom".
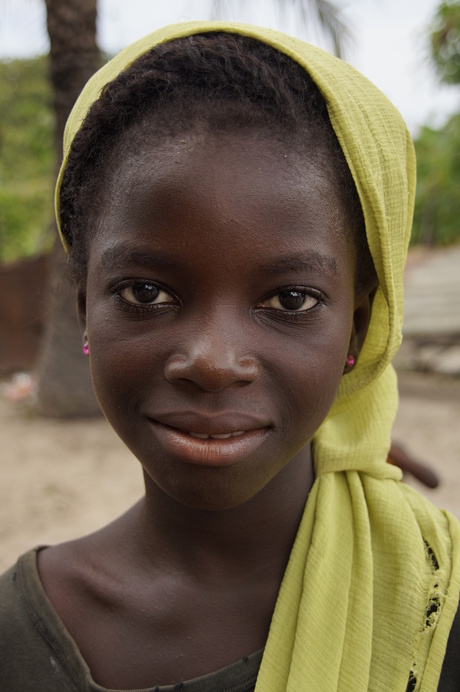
{"left": 259, "top": 289, "right": 319, "bottom": 312}
{"left": 118, "top": 282, "right": 175, "bottom": 306}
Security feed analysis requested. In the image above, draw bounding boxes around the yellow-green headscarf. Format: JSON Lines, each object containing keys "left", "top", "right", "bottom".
{"left": 56, "top": 22, "right": 460, "bottom": 691}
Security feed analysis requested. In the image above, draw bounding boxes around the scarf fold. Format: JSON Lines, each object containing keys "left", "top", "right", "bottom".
{"left": 55, "top": 22, "right": 460, "bottom": 691}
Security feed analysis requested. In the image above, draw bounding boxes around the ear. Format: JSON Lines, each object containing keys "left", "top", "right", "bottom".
{"left": 344, "top": 281, "right": 378, "bottom": 373}
{"left": 77, "top": 282, "right": 88, "bottom": 342}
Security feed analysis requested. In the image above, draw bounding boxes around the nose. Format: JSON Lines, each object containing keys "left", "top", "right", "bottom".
{"left": 164, "top": 316, "right": 261, "bottom": 392}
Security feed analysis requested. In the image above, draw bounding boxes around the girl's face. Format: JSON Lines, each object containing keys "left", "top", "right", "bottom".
{"left": 81, "top": 130, "right": 365, "bottom": 510}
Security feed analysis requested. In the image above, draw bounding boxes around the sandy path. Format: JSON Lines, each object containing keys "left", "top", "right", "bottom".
{"left": 1, "top": 370, "right": 459, "bottom": 573}
{"left": 0, "top": 399, "right": 143, "bottom": 573}
{"left": 391, "top": 372, "right": 460, "bottom": 518}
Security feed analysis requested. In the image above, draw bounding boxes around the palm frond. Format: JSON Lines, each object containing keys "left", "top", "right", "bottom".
{"left": 307, "top": 0, "right": 352, "bottom": 58}
{"left": 209, "top": 0, "right": 352, "bottom": 58}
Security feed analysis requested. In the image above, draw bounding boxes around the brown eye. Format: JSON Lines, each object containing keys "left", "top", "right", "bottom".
{"left": 119, "top": 283, "right": 174, "bottom": 306}
{"left": 260, "top": 289, "right": 318, "bottom": 312}
{"left": 278, "top": 290, "right": 308, "bottom": 310}
{"left": 130, "top": 283, "right": 159, "bottom": 303}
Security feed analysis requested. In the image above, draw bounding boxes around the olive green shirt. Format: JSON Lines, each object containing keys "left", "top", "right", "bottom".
{"left": 0, "top": 549, "right": 458, "bottom": 691}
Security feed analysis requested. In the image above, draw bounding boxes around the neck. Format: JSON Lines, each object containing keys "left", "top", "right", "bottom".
{"left": 128, "top": 446, "right": 314, "bottom": 585}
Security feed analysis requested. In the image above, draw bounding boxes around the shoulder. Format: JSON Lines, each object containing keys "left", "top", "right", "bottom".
{"left": 0, "top": 549, "right": 41, "bottom": 636}
{"left": 0, "top": 548, "right": 90, "bottom": 691}
{"left": 439, "top": 603, "right": 460, "bottom": 691}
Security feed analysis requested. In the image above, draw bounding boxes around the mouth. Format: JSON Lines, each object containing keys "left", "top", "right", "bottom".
{"left": 188, "top": 430, "right": 245, "bottom": 440}
{"left": 147, "top": 413, "right": 270, "bottom": 467}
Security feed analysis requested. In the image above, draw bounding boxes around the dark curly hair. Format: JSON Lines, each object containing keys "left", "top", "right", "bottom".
{"left": 59, "top": 32, "right": 375, "bottom": 289}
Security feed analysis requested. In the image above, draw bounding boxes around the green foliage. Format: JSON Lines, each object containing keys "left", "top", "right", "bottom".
{"left": 414, "top": 1, "right": 460, "bottom": 245}
{"left": 412, "top": 112, "right": 460, "bottom": 245}
{"left": 430, "top": 1, "right": 460, "bottom": 85}
{"left": 0, "top": 56, "right": 55, "bottom": 263}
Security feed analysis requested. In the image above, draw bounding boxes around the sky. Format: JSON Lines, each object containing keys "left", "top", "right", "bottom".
{"left": 1, "top": 0, "right": 459, "bottom": 135}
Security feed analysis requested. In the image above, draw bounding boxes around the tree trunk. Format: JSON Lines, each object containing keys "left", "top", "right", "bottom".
{"left": 37, "top": 0, "right": 101, "bottom": 417}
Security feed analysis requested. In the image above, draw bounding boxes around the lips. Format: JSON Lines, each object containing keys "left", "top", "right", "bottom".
{"left": 150, "top": 410, "right": 268, "bottom": 436}
{"left": 189, "top": 430, "right": 245, "bottom": 439}
{"left": 147, "top": 411, "right": 271, "bottom": 466}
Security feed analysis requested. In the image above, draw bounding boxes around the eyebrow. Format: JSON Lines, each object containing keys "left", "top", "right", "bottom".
{"left": 98, "top": 245, "right": 337, "bottom": 277}
{"left": 259, "top": 251, "right": 337, "bottom": 277}
{"left": 98, "top": 246, "right": 179, "bottom": 272}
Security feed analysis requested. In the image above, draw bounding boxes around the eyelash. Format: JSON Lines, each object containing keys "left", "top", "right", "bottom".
{"left": 111, "top": 281, "right": 323, "bottom": 317}
{"left": 256, "top": 287, "right": 323, "bottom": 314}
{"left": 112, "top": 281, "right": 178, "bottom": 313}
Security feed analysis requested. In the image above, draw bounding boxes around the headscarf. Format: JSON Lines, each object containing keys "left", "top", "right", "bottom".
{"left": 55, "top": 22, "right": 460, "bottom": 691}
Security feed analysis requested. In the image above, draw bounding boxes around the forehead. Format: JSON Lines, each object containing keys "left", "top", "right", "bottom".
{"left": 91, "top": 129, "right": 354, "bottom": 274}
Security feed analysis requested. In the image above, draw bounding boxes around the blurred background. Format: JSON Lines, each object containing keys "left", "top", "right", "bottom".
{"left": 0, "top": 0, "right": 459, "bottom": 570}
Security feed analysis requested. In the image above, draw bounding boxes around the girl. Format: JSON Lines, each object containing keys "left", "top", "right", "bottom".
{"left": 1, "top": 21, "right": 459, "bottom": 691}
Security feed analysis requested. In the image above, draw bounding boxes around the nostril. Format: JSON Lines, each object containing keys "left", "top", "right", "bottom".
{"left": 237, "top": 356, "right": 261, "bottom": 381}
{"left": 164, "top": 354, "right": 188, "bottom": 377}
{"left": 164, "top": 352, "right": 260, "bottom": 391}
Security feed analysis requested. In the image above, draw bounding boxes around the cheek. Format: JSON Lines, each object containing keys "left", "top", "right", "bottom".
{"left": 85, "top": 298, "right": 159, "bottom": 417}
{"left": 264, "top": 315, "right": 353, "bottom": 438}
{"left": 283, "top": 351, "right": 344, "bottom": 430}
{"left": 286, "top": 305, "right": 353, "bottom": 408}
{"left": 88, "top": 330, "right": 162, "bottom": 409}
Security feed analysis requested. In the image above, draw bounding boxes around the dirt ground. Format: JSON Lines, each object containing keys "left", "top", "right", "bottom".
{"left": 1, "top": 369, "right": 459, "bottom": 574}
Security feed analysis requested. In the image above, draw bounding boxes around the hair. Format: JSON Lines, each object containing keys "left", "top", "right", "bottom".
{"left": 59, "top": 32, "right": 376, "bottom": 290}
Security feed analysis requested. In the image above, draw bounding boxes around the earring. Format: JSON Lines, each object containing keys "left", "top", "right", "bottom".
{"left": 83, "top": 341, "right": 89, "bottom": 356}
{"left": 346, "top": 354, "right": 355, "bottom": 368}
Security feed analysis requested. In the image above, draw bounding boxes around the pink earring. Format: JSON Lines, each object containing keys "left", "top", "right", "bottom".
{"left": 346, "top": 354, "right": 355, "bottom": 368}
{"left": 83, "top": 341, "right": 89, "bottom": 356}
